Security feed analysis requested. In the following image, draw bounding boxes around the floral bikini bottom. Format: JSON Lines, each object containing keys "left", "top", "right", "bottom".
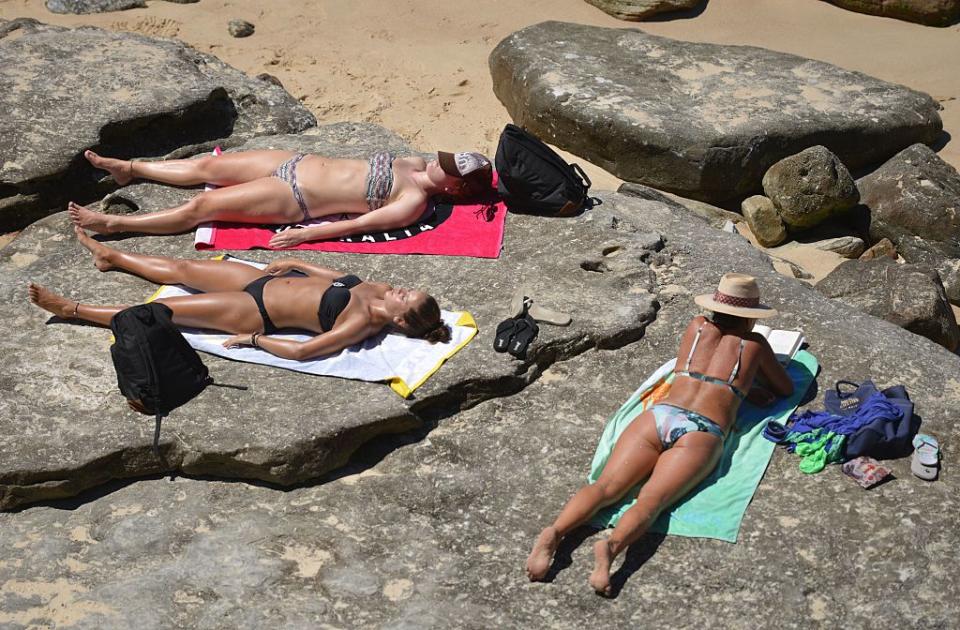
{"left": 650, "top": 403, "right": 725, "bottom": 450}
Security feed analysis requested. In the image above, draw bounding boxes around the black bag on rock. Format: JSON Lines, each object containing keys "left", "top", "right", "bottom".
{"left": 494, "top": 124, "right": 591, "bottom": 217}
{"left": 110, "top": 303, "right": 228, "bottom": 455}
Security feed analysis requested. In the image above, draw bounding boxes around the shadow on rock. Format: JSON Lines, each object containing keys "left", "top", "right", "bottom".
{"left": 606, "top": 532, "right": 667, "bottom": 598}
{"left": 643, "top": 1, "right": 709, "bottom": 22}
{"left": 541, "top": 524, "right": 600, "bottom": 583}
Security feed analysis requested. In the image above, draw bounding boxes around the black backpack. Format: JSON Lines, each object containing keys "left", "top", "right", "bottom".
{"left": 110, "top": 303, "right": 228, "bottom": 456}
{"left": 494, "top": 124, "right": 592, "bottom": 217}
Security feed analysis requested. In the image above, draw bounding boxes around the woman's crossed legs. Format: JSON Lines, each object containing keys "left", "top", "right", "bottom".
{"left": 526, "top": 407, "right": 722, "bottom": 595}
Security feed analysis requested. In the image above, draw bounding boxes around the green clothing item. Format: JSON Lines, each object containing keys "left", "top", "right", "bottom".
{"left": 787, "top": 428, "right": 846, "bottom": 474}
{"left": 588, "top": 350, "right": 819, "bottom": 543}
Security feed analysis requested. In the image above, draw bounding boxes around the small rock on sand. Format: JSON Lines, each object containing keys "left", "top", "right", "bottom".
{"left": 808, "top": 236, "right": 866, "bottom": 259}
{"left": 228, "top": 19, "right": 255, "bottom": 38}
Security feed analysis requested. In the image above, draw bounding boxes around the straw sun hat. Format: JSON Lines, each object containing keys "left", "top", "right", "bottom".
{"left": 694, "top": 273, "right": 777, "bottom": 319}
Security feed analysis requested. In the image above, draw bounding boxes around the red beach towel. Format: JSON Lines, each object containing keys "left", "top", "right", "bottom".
{"left": 194, "top": 159, "right": 506, "bottom": 258}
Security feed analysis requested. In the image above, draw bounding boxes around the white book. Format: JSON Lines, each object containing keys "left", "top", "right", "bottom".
{"left": 752, "top": 324, "right": 805, "bottom": 365}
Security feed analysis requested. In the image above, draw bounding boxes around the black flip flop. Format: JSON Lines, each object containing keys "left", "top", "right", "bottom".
{"left": 508, "top": 314, "right": 539, "bottom": 359}
{"left": 494, "top": 317, "right": 519, "bottom": 353}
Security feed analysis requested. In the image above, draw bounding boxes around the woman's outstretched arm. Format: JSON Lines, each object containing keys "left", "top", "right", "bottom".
{"left": 268, "top": 196, "right": 426, "bottom": 248}
{"left": 223, "top": 318, "right": 370, "bottom": 360}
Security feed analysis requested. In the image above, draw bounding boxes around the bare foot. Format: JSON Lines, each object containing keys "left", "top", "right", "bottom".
{"left": 73, "top": 225, "right": 114, "bottom": 271}
{"left": 85, "top": 150, "right": 133, "bottom": 185}
{"left": 525, "top": 526, "right": 560, "bottom": 581}
{"left": 68, "top": 201, "right": 115, "bottom": 235}
{"left": 588, "top": 539, "right": 614, "bottom": 596}
{"left": 28, "top": 283, "right": 78, "bottom": 319}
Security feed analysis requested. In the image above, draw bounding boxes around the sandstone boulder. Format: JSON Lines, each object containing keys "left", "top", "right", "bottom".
{"left": 860, "top": 237, "right": 897, "bottom": 260}
{"left": 762, "top": 146, "right": 859, "bottom": 229}
{"left": 816, "top": 258, "right": 959, "bottom": 350}
{"left": 2, "top": 183, "right": 958, "bottom": 626}
{"left": 583, "top": 0, "right": 704, "bottom": 20}
{"left": 0, "top": 19, "right": 316, "bottom": 232}
{"left": 0, "top": 124, "right": 662, "bottom": 511}
{"left": 489, "top": 21, "right": 942, "bottom": 204}
{"left": 808, "top": 236, "right": 866, "bottom": 258}
{"left": 741, "top": 195, "right": 786, "bottom": 247}
{"left": 825, "top": 0, "right": 960, "bottom": 26}
{"left": 860, "top": 143, "right": 960, "bottom": 302}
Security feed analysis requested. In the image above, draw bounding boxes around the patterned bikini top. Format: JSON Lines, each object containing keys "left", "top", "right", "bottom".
{"left": 675, "top": 322, "right": 748, "bottom": 400}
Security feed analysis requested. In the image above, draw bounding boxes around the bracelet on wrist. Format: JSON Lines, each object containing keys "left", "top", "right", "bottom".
{"left": 251, "top": 332, "right": 260, "bottom": 348}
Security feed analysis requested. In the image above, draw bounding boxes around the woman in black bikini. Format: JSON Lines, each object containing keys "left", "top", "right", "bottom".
{"left": 525, "top": 274, "right": 793, "bottom": 595}
{"left": 28, "top": 227, "right": 452, "bottom": 357}
{"left": 67, "top": 148, "right": 492, "bottom": 249}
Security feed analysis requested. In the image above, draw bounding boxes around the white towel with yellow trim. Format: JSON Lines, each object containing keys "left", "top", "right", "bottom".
{"left": 147, "top": 258, "right": 477, "bottom": 398}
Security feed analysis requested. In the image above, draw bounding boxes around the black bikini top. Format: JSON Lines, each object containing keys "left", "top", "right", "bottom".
{"left": 318, "top": 275, "right": 362, "bottom": 332}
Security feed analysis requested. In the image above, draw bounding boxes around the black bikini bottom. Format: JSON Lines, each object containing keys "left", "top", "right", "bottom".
{"left": 242, "top": 276, "right": 278, "bottom": 335}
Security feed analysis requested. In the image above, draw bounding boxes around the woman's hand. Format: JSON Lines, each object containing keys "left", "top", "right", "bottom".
{"left": 223, "top": 333, "right": 255, "bottom": 349}
{"left": 269, "top": 228, "right": 306, "bottom": 249}
{"left": 264, "top": 258, "right": 298, "bottom": 276}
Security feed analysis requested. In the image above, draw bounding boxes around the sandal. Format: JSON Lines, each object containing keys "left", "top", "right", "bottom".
{"left": 510, "top": 288, "right": 572, "bottom": 326}
{"left": 508, "top": 314, "right": 539, "bottom": 359}
{"left": 911, "top": 433, "right": 940, "bottom": 481}
{"left": 494, "top": 317, "right": 519, "bottom": 353}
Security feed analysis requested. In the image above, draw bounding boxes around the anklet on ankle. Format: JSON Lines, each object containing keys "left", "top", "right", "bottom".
{"left": 72, "top": 301, "right": 80, "bottom": 318}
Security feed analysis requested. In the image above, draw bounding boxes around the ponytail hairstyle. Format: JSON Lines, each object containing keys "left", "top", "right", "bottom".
{"left": 401, "top": 293, "right": 452, "bottom": 344}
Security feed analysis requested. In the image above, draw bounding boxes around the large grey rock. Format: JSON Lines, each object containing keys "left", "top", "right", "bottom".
{"left": 1, "top": 188, "right": 958, "bottom": 627}
{"left": 0, "top": 124, "right": 661, "bottom": 511}
{"left": 762, "top": 146, "right": 860, "bottom": 229}
{"left": 46, "top": 0, "right": 145, "bottom": 12}
{"left": 489, "top": 21, "right": 942, "bottom": 204}
{"left": 583, "top": 0, "right": 704, "bottom": 20}
{"left": 816, "top": 258, "right": 959, "bottom": 350}
{"left": 0, "top": 19, "right": 316, "bottom": 232}
{"left": 741, "top": 194, "right": 787, "bottom": 247}
{"left": 825, "top": 0, "right": 960, "bottom": 26}
{"left": 46, "top": 0, "right": 198, "bottom": 13}
{"left": 860, "top": 143, "right": 960, "bottom": 303}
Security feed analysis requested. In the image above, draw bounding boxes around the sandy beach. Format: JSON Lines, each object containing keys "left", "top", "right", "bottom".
{"left": 2, "top": 0, "right": 957, "bottom": 183}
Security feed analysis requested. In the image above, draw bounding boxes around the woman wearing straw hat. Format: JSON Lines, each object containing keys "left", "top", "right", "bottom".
{"left": 68, "top": 149, "right": 492, "bottom": 248}
{"left": 526, "top": 273, "right": 794, "bottom": 595}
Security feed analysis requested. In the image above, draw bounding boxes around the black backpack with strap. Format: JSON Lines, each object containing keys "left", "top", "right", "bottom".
{"left": 494, "top": 124, "right": 592, "bottom": 217}
{"left": 110, "top": 303, "right": 232, "bottom": 456}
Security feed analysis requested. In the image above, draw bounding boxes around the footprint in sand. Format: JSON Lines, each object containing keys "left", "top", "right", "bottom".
{"left": 111, "top": 17, "right": 181, "bottom": 39}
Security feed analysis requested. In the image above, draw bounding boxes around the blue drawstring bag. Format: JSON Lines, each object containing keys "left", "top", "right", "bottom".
{"left": 826, "top": 380, "right": 920, "bottom": 460}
